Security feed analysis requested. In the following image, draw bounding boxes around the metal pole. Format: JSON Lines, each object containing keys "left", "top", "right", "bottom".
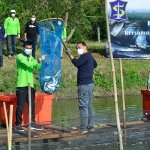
{"left": 105, "top": 0, "right": 123, "bottom": 149}
{"left": 28, "top": 83, "right": 31, "bottom": 150}
{"left": 119, "top": 59, "right": 126, "bottom": 129}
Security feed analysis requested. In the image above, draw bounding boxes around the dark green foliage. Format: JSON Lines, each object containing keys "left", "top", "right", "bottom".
{"left": 0, "top": 0, "right": 105, "bottom": 42}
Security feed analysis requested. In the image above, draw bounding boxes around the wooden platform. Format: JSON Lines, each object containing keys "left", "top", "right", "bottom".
{"left": 0, "top": 121, "right": 150, "bottom": 144}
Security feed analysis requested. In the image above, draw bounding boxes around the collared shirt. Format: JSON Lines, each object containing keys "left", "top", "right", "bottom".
{"left": 4, "top": 17, "right": 20, "bottom": 35}
{"left": 16, "top": 52, "right": 41, "bottom": 88}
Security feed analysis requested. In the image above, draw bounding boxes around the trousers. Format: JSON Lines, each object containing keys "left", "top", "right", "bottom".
{"left": 0, "top": 42, "right": 3, "bottom": 67}
{"left": 15, "top": 87, "right": 36, "bottom": 125}
{"left": 6, "top": 35, "right": 17, "bottom": 55}
{"left": 78, "top": 83, "right": 94, "bottom": 131}
{"left": 27, "top": 38, "right": 36, "bottom": 58}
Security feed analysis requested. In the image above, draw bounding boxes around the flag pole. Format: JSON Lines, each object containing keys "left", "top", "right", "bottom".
{"left": 105, "top": 0, "right": 123, "bottom": 149}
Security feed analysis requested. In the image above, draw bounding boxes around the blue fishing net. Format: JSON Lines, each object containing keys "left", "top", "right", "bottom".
{"left": 38, "top": 18, "right": 64, "bottom": 94}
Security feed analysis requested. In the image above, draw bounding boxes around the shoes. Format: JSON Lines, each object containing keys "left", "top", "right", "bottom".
{"left": 87, "top": 126, "right": 95, "bottom": 131}
{"left": 8, "top": 54, "right": 12, "bottom": 58}
{"left": 14, "top": 125, "right": 24, "bottom": 131}
{"left": 13, "top": 54, "right": 17, "bottom": 57}
{"left": 80, "top": 130, "right": 88, "bottom": 134}
{"left": 30, "top": 123, "right": 43, "bottom": 131}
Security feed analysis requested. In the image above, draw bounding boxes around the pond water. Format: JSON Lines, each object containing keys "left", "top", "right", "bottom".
{"left": 1, "top": 94, "right": 150, "bottom": 150}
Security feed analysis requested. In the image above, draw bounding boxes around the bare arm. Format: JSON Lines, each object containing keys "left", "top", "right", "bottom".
{"left": 24, "top": 33, "right": 27, "bottom": 41}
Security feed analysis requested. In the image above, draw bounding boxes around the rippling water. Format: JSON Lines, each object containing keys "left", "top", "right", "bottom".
{"left": 1, "top": 94, "right": 149, "bottom": 150}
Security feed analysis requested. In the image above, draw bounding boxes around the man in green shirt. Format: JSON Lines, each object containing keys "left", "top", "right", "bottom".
{"left": 15, "top": 41, "right": 43, "bottom": 131}
{"left": 4, "top": 9, "right": 20, "bottom": 58}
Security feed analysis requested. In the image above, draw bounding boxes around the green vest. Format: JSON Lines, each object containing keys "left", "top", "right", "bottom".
{"left": 16, "top": 53, "right": 41, "bottom": 88}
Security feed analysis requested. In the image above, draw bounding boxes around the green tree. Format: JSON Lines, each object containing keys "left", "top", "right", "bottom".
{"left": 0, "top": 0, "right": 105, "bottom": 42}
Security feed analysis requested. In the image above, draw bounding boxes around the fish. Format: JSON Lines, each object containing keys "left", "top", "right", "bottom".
{"left": 135, "top": 34, "right": 148, "bottom": 49}
{"left": 42, "top": 70, "right": 61, "bottom": 94}
{"left": 110, "top": 22, "right": 124, "bottom": 36}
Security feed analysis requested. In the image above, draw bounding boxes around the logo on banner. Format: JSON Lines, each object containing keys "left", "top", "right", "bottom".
{"left": 109, "top": 0, "right": 128, "bottom": 22}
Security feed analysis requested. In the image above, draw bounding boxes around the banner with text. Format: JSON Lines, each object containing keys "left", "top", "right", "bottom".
{"left": 106, "top": 0, "right": 150, "bottom": 58}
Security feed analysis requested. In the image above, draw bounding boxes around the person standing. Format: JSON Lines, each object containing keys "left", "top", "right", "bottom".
{"left": 4, "top": 9, "right": 20, "bottom": 58}
{"left": 65, "top": 41, "right": 97, "bottom": 133}
{"left": 24, "top": 15, "right": 39, "bottom": 58}
{"left": 0, "top": 23, "right": 5, "bottom": 68}
{"left": 15, "top": 41, "right": 44, "bottom": 131}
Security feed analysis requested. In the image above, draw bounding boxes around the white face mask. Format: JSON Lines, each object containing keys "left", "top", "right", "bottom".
{"left": 77, "top": 48, "right": 84, "bottom": 55}
{"left": 24, "top": 49, "right": 32, "bottom": 55}
{"left": 11, "top": 14, "right": 15, "bottom": 17}
{"left": 31, "top": 18, "right": 36, "bottom": 22}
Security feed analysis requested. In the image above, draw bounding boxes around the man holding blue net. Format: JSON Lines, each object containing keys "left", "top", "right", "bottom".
{"left": 66, "top": 42, "right": 97, "bottom": 134}
{"left": 15, "top": 41, "right": 44, "bottom": 131}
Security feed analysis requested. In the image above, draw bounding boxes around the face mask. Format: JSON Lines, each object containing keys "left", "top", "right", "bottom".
{"left": 31, "top": 18, "right": 36, "bottom": 22}
{"left": 24, "top": 49, "right": 32, "bottom": 55}
{"left": 11, "top": 14, "right": 15, "bottom": 17}
{"left": 77, "top": 48, "right": 84, "bottom": 55}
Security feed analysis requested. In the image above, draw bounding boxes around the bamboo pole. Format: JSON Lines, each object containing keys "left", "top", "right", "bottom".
{"left": 28, "top": 83, "right": 31, "bottom": 150}
{"left": 3, "top": 102, "right": 10, "bottom": 150}
{"left": 119, "top": 59, "right": 126, "bottom": 129}
{"left": 9, "top": 105, "right": 13, "bottom": 150}
{"left": 105, "top": 0, "right": 123, "bottom": 149}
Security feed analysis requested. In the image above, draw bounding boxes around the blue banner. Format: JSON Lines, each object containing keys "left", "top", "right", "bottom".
{"left": 106, "top": 0, "right": 150, "bottom": 58}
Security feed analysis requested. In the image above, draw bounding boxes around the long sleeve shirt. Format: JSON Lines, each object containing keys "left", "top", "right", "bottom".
{"left": 4, "top": 17, "right": 20, "bottom": 35}
{"left": 0, "top": 24, "right": 5, "bottom": 42}
{"left": 24, "top": 21, "right": 38, "bottom": 38}
{"left": 72, "top": 52, "right": 97, "bottom": 86}
{"left": 16, "top": 52, "right": 41, "bottom": 88}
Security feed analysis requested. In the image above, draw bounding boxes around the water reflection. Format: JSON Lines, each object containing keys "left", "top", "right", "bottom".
{"left": 52, "top": 95, "right": 143, "bottom": 125}
{"left": 1, "top": 95, "right": 148, "bottom": 150}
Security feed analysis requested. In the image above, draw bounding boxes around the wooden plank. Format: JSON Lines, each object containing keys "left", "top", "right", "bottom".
{"left": 0, "top": 121, "right": 150, "bottom": 144}
{"left": 23, "top": 127, "right": 49, "bottom": 137}
{"left": 107, "top": 121, "right": 149, "bottom": 127}
{"left": 0, "top": 129, "right": 7, "bottom": 134}
{"left": 43, "top": 125, "right": 72, "bottom": 133}
{"left": 0, "top": 130, "right": 81, "bottom": 144}
{"left": 12, "top": 127, "right": 43, "bottom": 138}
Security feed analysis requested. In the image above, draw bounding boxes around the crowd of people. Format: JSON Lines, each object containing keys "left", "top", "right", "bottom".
{"left": 0, "top": 9, "right": 98, "bottom": 134}
{"left": 0, "top": 9, "right": 39, "bottom": 68}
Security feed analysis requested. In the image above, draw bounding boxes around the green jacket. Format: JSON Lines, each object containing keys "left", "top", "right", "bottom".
{"left": 4, "top": 17, "right": 20, "bottom": 35}
{"left": 62, "top": 27, "right": 66, "bottom": 39}
{"left": 16, "top": 53, "right": 41, "bottom": 88}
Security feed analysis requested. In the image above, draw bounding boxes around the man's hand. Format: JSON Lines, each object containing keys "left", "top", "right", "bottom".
{"left": 38, "top": 55, "right": 46, "bottom": 63}
{"left": 4, "top": 34, "right": 7, "bottom": 38}
{"left": 18, "top": 34, "right": 20, "bottom": 39}
{"left": 62, "top": 38, "right": 67, "bottom": 43}
{"left": 65, "top": 49, "right": 71, "bottom": 56}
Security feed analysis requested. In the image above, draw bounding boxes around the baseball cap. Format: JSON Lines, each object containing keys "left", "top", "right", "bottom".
{"left": 10, "top": 10, "right": 16, "bottom": 13}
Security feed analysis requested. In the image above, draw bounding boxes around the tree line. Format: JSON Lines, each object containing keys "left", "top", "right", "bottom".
{"left": 0, "top": 0, "right": 106, "bottom": 43}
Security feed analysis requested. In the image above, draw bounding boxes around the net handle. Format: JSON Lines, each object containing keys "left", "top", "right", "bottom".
{"left": 62, "top": 41, "right": 68, "bottom": 50}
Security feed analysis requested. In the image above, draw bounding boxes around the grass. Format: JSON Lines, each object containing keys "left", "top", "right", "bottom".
{"left": 0, "top": 41, "right": 149, "bottom": 99}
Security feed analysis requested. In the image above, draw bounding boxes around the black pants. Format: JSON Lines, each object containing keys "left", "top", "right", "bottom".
{"left": 15, "top": 87, "right": 36, "bottom": 125}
